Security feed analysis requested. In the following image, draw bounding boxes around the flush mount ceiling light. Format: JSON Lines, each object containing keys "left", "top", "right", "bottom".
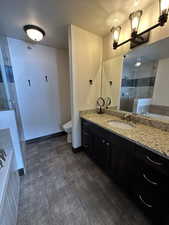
{"left": 135, "top": 61, "right": 142, "bottom": 67}
{"left": 23, "top": 25, "right": 45, "bottom": 42}
{"left": 111, "top": 0, "right": 169, "bottom": 50}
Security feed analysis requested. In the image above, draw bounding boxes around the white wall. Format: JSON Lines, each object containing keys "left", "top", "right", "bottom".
{"left": 69, "top": 25, "right": 102, "bottom": 148}
{"left": 152, "top": 58, "right": 169, "bottom": 106}
{"left": 8, "top": 38, "right": 70, "bottom": 140}
{"left": 102, "top": 56, "right": 123, "bottom": 108}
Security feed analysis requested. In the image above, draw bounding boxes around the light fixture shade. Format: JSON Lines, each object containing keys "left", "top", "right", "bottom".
{"left": 23, "top": 25, "right": 45, "bottom": 42}
{"left": 135, "top": 61, "right": 142, "bottom": 67}
{"left": 129, "top": 10, "right": 142, "bottom": 36}
{"left": 159, "top": 0, "right": 169, "bottom": 15}
{"left": 111, "top": 26, "right": 121, "bottom": 44}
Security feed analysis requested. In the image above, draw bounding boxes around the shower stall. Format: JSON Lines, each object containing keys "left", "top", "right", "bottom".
{"left": 0, "top": 35, "right": 25, "bottom": 172}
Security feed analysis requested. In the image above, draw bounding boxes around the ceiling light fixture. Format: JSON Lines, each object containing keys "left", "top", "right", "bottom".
{"left": 135, "top": 61, "right": 142, "bottom": 67}
{"left": 111, "top": 0, "right": 169, "bottom": 49}
{"left": 23, "top": 25, "right": 45, "bottom": 42}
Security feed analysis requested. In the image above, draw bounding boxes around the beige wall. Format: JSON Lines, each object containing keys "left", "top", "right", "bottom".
{"left": 72, "top": 26, "right": 102, "bottom": 111}
{"left": 102, "top": 56, "right": 123, "bottom": 108}
{"left": 103, "top": 0, "right": 169, "bottom": 60}
{"left": 69, "top": 24, "right": 102, "bottom": 148}
{"left": 56, "top": 49, "right": 71, "bottom": 124}
{"left": 152, "top": 58, "right": 169, "bottom": 107}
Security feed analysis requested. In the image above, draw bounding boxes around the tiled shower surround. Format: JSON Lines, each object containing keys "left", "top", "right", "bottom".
{"left": 0, "top": 36, "right": 15, "bottom": 110}
{"left": 0, "top": 35, "right": 25, "bottom": 152}
{"left": 121, "top": 60, "right": 158, "bottom": 99}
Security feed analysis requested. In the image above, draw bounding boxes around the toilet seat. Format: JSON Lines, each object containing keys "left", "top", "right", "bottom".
{"left": 63, "top": 121, "right": 72, "bottom": 133}
{"left": 63, "top": 121, "right": 72, "bottom": 143}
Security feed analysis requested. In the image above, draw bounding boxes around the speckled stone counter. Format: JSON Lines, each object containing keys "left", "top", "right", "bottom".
{"left": 80, "top": 112, "right": 169, "bottom": 158}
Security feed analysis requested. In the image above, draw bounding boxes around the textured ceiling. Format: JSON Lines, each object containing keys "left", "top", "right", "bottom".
{"left": 0, "top": 0, "right": 154, "bottom": 48}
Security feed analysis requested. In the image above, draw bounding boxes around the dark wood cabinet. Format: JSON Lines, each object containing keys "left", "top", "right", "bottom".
{"left": 81, "top": 118, "right": 169, "bottom": 225}
{"left": 81, "top": 119, "right": 93, "bottom": 157}
{"left": 93, "top": 133, "right": 111, "bottom": 171}
{"left": 131, "top": 144, "right": 169, "bottom": 224}
{"left": 110, "top": 135, "right": 134, "bottom": 191}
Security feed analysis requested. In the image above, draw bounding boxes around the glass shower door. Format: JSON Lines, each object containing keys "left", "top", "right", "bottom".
{"left": 0, "top": 49, "right": 11, "bottom": 110}
{"left": 0, "top": 44, "right": 26, "bottom": 171}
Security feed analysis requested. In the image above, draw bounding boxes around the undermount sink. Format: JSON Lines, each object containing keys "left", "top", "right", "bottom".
{"left": 107, "top": 120, "right": 135, "bottom": 129}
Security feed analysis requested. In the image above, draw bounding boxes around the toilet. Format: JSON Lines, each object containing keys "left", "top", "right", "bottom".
{"left": 63, "top": 121, "right": 72, "bottom": 143}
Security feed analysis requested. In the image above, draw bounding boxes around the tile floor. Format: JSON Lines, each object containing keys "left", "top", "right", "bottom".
{"left": 17, "top": 135, "right": 150, "bottom": 225}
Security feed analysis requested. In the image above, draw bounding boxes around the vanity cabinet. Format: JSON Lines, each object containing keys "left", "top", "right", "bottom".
{"left": 110, "top": 135, "right": 134, "bottom": 191}
{"left": 92, "top": 134, "right": 111, "bottom": 170}
{"left": 82, "top": 119, "right": 111, "bottom": 171}
{"left": 131, "top": 145, "right": 169, "bottom": 224}
{"left": 81, "top": 118, "right": 169, "bottom": 225}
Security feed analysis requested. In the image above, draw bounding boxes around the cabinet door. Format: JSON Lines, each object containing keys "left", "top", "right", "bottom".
{"left": 82, "top": 129, "right": 93, "bottom": 157}
{"left": 110, "top": 135, "right": 134, "bottom": 191}
{"left": 93, "top": 134, "right": 111, "bottom": 171}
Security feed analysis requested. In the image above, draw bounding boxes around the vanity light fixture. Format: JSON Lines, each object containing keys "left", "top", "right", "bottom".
{"left": 111, "top": 0, "right": 169, "bottom": 49}
{"left": 159, "top": 0, "right": 169, "bottom": 25}
{"left": 129, "top": 10, "right": 142, "bottom": 38}
{"left": 23, "top": 25, "right": 45, "bottom": 42}
{"left": 111, "top": 26, "right": 121, "bottom": 49}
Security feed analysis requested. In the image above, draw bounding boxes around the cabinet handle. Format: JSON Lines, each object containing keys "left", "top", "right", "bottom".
{"left": 106, "top": 142, "right": 110, "bottom": 147}
{"left": 102, "top": 139, "right": 106, "bottom": 144}
{"left": 139, "top": 194, "right": 152, "bottom": 208}
{"left": 143, "top": 173, "right": 158, "bottom": 186}
{"left": 146, "top": 156, "right": 163, "bottom": 166}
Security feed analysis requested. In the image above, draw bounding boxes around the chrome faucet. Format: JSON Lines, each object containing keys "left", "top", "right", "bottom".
{"left": 122, "top": 113, "right": 132, "bottom": 122}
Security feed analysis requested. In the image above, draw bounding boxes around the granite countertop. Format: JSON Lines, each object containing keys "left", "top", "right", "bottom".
{"left": 80, "top": 112, "right": 169, "bottom": 158}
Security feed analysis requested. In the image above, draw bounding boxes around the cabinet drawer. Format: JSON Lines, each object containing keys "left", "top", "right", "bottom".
{"left": 131, "top": 158, "right": 169, "bottom": 224}
{"left": 133, "top": 183, "right": 169, "bottom": 224}
{"left": 134, "top": 145, "right": 169, "bottom": 176}
{"left": 136, "top": 163, "right": 169, "bottom": 194}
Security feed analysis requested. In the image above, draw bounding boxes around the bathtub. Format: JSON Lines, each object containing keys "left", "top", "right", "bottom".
{"left": 145, "top": 113, "right": 169, "bottom": 122}
{"left": 0, "top": 129, "right": 20, "bottom": 225}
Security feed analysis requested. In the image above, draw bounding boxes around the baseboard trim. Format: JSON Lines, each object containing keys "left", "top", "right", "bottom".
{"left": 18, "top": 168, "right": 25, "bottom": 176}
{"left": 26, "top": 131, "right": 66, "bottom": 144}
{"left": 72, "top": 146, "right": 83, "bottom": 153}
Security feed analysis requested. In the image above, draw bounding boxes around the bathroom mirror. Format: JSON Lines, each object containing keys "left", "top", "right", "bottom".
{"left": 102, "top": 37, "right": 169, "bottom": 122}
{"left": 119, "top": 37, "right": 169, "bottom": 121}
{"left": 102, "top": 56, "right": 123, "bottom": 109}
